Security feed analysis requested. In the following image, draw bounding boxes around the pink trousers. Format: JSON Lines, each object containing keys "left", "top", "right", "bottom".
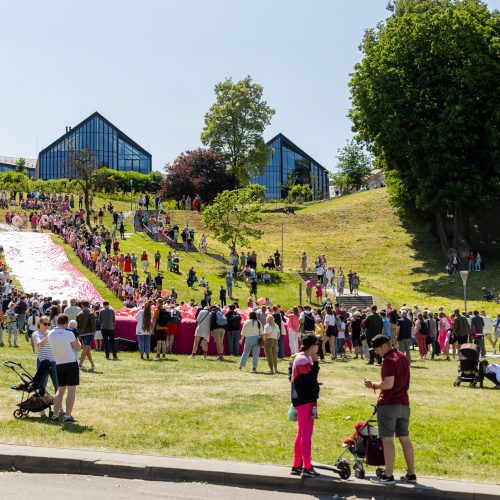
{"left": 293, "top": 402, "right": 315, "bottom": 469}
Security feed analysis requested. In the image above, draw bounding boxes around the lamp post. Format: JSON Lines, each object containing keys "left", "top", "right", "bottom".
{"left": 281, "top": 221, "right": 284, "bottom": 271}
{"left": 460, "top": 270, "right": 469, "bottom": 313}
{"left": 129, "top": 180, "right": 133, "bottom": 212}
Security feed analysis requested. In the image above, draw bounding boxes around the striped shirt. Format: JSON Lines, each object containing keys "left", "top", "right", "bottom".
{"left": 32, "top": 330, "right": 56, "bottom": 362}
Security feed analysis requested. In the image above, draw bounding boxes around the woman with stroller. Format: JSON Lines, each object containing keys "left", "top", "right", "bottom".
{"left": 289, "top": 335, "right": 321, "bottom": 478}
{"left": 32, "top": 315, "right": 58, "bottom": 416}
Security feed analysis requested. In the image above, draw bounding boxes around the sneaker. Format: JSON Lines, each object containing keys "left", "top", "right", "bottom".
{"left": 290, "top": 465, "right": 303, "bottom": 476}
{"left": 51, "top": 414, "right": 60, "bottom": 421}
{"left": 372, "top": 473, "right": 395, "bottom": 485}
{"left": 400, "top": 473, "right": 417, "bottom": 483}
{"left": 252, "top": 368, "right": 257, "bottom": 373}
{"left": 64, "top": 415, "right": 77, "bottom": 423}
{"left": 189, "top": 354, "right": 195, "bottom": 359}
{"left": 302, "top": 467, "right": 320, "bottom": 478}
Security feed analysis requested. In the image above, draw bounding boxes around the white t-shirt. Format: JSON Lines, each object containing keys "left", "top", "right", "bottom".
{"left": 264, "top": 323, "right": 280, "bottom": 340}
{"left": 324, "top": 313, "right": 336, "bottom": 328}
{"left": 135, "top": 310, "right": 151, "bottom": 335}
{"left": 482, "top": 316, "right": 493, "bottom": 334}
{"left": 485, "top": 364, "right": 500, "bottom": 383}
{"left": 27, "top": 316, "right": 38, "bottom": 332}
{"left": 64, "top": 305, "right": 82, "bottom": 322}
{"left": 48, "top": 328, "right": 78, "bottom": 364}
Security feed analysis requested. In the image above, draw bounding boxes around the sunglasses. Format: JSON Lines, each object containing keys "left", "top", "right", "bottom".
{"left": 41, "top": 322, "right": 50, "bottom": 326}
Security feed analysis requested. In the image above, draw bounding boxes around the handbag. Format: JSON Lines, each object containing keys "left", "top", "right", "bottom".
{"left": 287, "top": 403, "right": 297, "bottom": 421}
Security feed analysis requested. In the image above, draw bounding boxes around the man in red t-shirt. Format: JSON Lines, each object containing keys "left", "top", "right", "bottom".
{"left": 364, "top": 335, "right": 416, "bottom": 485}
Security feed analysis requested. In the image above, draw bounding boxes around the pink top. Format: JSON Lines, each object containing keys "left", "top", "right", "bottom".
{"left": 285, "top": 313, "right": 300, "bottom": 331}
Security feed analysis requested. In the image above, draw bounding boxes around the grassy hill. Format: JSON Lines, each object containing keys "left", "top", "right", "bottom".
{"left": 0, "top": 189, "right": 498, "bottom": 315}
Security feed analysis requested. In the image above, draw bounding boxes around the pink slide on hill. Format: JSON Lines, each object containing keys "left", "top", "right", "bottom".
{"left": 0, "top": 231, "right": 103, "bottom": 304}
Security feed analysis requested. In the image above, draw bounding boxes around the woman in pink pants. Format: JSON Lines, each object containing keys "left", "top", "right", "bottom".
{"left": 289, "top": 335, "right": 321, "bottom": 478}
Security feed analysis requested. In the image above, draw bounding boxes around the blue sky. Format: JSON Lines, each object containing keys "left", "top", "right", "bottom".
{"left": 1, "top": 0, "right": 499, "bottom": 172}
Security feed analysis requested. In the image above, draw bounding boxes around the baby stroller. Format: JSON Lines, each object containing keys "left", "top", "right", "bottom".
{"left": 314, "top": 405, "right": 385, "bottom": 480}
{"left": 482, "top": 287, "right": 495, "bottom": 302}
{"left": 4, "top": 360, "right": 54, "bottom": 419}
{"left": 172, "top": 256, "right": 180, "bottom": 273}
{"left": 453, "top": 343, "right": 480, "bottom": 388}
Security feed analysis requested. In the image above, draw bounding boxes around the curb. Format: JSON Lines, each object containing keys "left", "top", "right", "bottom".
{"left": 0, "top": 445, "right": 498, "bottom": 500}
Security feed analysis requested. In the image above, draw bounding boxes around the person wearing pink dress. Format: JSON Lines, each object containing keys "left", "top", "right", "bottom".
{"left": 438, "top": 312, "right": 451, "bottom": 352}
{"left": 315, "top": 283, "right": 323, "bottom": 302}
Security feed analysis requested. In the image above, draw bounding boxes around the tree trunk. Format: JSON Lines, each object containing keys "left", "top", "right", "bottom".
{"left": 435, "top": 211, "right": 449, "bottom": 256}
{"left": 452, "top": 205, "right": 469, "bottom": 265}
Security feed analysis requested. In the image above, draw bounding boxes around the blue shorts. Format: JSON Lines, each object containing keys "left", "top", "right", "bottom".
{"left": 80, "top": 334, "right": 94, "bottom": 346}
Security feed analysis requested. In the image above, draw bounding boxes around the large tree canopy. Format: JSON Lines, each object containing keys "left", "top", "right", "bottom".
{"left": 160, "top": 148, "right": 237, "bottom": 203}
{"left": 201, "top": 76, "right": 275, "bottom": 185}
{"left": 349, "top": 0, "right": 500, "bottom": 258}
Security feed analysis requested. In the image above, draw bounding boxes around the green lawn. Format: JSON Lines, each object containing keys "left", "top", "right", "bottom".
{"left": 0, "top": 345, "right": 499, "bottom": 481}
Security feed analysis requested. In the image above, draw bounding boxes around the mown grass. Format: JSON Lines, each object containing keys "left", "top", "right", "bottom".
{"left": 0, "top": 345, "right": 499, "bottom": 481}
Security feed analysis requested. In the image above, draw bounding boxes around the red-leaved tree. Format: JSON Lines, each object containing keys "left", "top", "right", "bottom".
{"left": 161, "top": 148, "right": 237, "bottom": 203}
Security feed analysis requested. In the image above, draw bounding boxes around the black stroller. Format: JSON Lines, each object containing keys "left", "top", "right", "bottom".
{"left": 4, "top": 360, "right": 54, "bottom": 419}
{"left": 453, "top": 343, "right": 481, "bottom": 388}
{"left": 314, "top": 405, "right": 385, "bottom": 480}
{"left": 482, "top": 287, "right": 495, "bottom": 302}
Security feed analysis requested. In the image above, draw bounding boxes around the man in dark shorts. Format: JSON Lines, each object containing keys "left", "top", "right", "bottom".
{"left": 364, "top": 335, "right": 416, "bottom": 485}
{"left": 453, "top": 309, "right": 471, "bottom": 346}
{"left": 48, "top": 315, "right": 82, "bottom": 423}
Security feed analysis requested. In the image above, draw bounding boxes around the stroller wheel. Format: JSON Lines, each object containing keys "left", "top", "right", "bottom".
{"left": 354, "top": 468, "right": 365, "bottom": 479}
{"left": 13, "top": 409, "right": 23, "bottom": 419}
{"left": 337, "top": 461, "right": 351, "bottom": 480}
{"left": 376, "top": 467, "right": 384, "bottom": 478}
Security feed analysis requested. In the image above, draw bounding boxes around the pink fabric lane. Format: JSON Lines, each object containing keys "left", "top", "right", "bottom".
{"left": 0, "top": 230, "right": 103, "bottom": 304}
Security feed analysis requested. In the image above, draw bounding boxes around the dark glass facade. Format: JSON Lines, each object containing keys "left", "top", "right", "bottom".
{"left": 37, "top": 112, "right": 152, "bottom": 180}
{"left": 250, "top": 133, "right": 329, "bottom": 201}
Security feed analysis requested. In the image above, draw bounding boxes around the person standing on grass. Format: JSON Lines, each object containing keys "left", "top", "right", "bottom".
{"left": 396, "top": 310, "right": 412, "bottom": 361}
{"left": 135, "top": 301, "right": 152, "bottom": 360}
{"left": 414, "top": 313, "right": 429, "bottom": 361}
{"left": 166, "top": 305, "right": 181, "bottom": 354}
{"left": 48, "top": 314, "right": 81, "bottom": 423}
{"left": 453, "top": 308, "right": 471, "bottom": 346}
{"left": 285, "top": 307, "right": 301, "bottom": 355}
{"left": 210, "top": 304, "right": 227, "bottom": 361}
{"left": 99, "top": 301, "right": 118, "bottom": 361}
{"left": 471, "top": 310, "right": 486, "bottom": 358}
{"left": 225, "top": 304, "right": 242, "bottom": 356}
{"left": 263, "top": 314, "right": 280, "bottom": 374}
{"left": 32, "top": 315, "right": 58, "bottom": 417}
{"left": 364, "top": 305, "right": 384, "bottom": 365}
{"left": 190, "top": 306, "right": 211, "bottom": 359}
{"left": 305, "top": 278, "right": 313, "bottom": 303}
{"left": 481, "top": 311, "right": 494, "bottom": 353}
{"left": 364, "top": 335, "right": 416, "bottom": 485}
{"left": 300, "top": 252, "right": 307, "bottom": 272}
{"left": 141, "top": 251, "right": 149, "bottom": 273}
{"left": 239, "top": 311, "right": 263, "bottom": 373}
{"left": 154, "top": 250, "right": 161, "bottom": 270}
{"left": 76, "top": 301, "right": 96, "bottom": 370}
{"left": 152, "top": 298, "right": 168, "bottom": 359}
{"left": 324, "top": 305, "right": 337, "bottom": 360}
{"left": 289, "top": 335, "right": 321, "bottom": 478}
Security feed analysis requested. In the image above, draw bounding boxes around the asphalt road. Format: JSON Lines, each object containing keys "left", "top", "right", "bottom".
{"left": 0, "top": 472, "right": 367, "bottom": 499}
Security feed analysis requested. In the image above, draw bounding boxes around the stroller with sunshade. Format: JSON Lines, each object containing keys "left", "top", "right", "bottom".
{"left": 453, "top": 343, "right": 481, "bottom": 388}
{"left": 4, "top": 360, "right": 54, "bottom": 418}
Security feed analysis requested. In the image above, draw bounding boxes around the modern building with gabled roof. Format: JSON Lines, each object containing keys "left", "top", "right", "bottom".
{"left": 249, "top": 133, "right": 330, "bottom": 201}
{"left": 36, "top": 111, "right": 152, "bottom": 180}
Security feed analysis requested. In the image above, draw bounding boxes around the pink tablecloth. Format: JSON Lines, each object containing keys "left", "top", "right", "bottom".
{"left": 115, "top": 317, "right": 292, "bottom": 356}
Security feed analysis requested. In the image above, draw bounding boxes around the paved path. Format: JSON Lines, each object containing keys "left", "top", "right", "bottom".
{"left": 0, "top": 444, "right": 498, "bottom": 499}
{"left": 0, "top": 472, "right": 351, "bottom": 500}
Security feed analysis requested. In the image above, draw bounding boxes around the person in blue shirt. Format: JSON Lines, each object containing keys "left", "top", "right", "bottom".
{"left": 381, "top": 310, "right": 391, "bottom": 338}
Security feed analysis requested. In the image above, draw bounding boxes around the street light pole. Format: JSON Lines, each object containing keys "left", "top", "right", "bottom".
{"left": 460, "top": 270, "right": 469, "bottom": 313}
{"left": 129, "top": 180, "right": 133, "bottom": 212}
{"left": 281, "top": 221, "right": 284, "bottom": 271}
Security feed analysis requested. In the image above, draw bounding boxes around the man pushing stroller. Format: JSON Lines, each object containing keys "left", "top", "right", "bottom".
{"left": 364, "top": 335, "right": 416, "bottom": 485}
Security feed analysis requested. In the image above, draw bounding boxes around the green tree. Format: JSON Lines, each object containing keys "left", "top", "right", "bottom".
{"left": 349, "top": 0, "right": 500, "bottom": 258}
{"left": 333, "top": 140, "right": 372, "bottom": 192}
{"left": 202, "top": 187, "right": 263, "bottom": 255}
{"left": 201, "top": 76, "right": 275, "bottom": 184}
{"left": 15, "top": 158, "right": 26, "bottom": 174}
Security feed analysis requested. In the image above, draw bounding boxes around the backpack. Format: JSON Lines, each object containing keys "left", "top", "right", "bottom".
{"left": 215, "top": 309, "right": 227, "bottom": 327}
{"left": 168, "top": 309, "right": 180, "bottom": 324}
{"left": 303, "top": 312, "right": 315, "bottom": 331}
{"left": 157, "top": 308, "right": 169, "bottom": 327}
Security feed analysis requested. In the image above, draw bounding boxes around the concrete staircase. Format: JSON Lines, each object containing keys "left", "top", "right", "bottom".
{"left": 297, "top": 271, "right": 374, "bottom": 310}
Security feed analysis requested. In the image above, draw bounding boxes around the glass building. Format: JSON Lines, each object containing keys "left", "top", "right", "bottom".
{"left": 0, "top": 156, "right": 36, "bottom": 177}
{"left": 250, "top": 133, "right": 329, "bottom": 201}
{"left": 37, "top": 112, "right": 152, "bottom": 180}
